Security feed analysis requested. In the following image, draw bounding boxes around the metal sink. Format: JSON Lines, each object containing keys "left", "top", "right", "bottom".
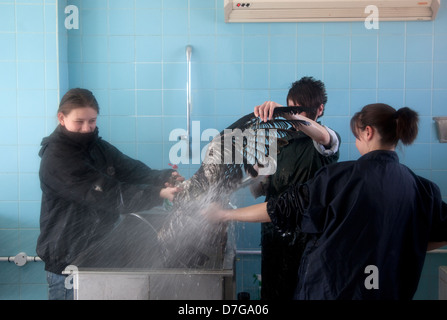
{"left": 66, "top": 208, "right": 236, "bottom": 300}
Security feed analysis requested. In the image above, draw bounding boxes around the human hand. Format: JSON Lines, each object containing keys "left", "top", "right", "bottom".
{"left": 254, "top": 101, "right": 282, "bottom": 122}
{"left": 159, "top": 186, "right": 182, "bottom": 202}
{"left": 165, "top": 171, "right": 185, "bottom": 188}
{"left": 200, "top": 202, "right": 229, "bottom": 223}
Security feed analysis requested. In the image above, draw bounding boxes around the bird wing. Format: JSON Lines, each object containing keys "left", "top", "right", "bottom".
{"left": 203, "top": 106, "right": 310, "bottom": 184}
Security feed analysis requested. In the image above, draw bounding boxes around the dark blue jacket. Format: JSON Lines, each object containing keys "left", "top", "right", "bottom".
{"left": 267, "top": 150, "right": 447, "bottom": 300}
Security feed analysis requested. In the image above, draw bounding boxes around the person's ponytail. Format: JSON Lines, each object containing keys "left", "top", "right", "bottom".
{"left": 395, "top": 107, "right": 419, "bottom": 145}
{"left": 351, "top": 103, "right": 419, "bottom": 147}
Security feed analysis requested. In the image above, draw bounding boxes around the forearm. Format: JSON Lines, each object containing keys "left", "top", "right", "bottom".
{"left": 220, "top": 202, "right": 270, "bottom": 223}
{"left": 427, "top": 241, "right": 447, "bottom": 251}
{"left": 294, "top": 115, "right": 331, "bottom": 146}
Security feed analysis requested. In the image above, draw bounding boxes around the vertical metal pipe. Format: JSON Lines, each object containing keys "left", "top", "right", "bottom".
{"left": 185, "top": 45, "right": 192, "bottom": 151}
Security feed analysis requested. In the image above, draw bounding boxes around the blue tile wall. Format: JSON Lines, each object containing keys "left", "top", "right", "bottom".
{"left": 0, "top": 0, "right": 446, "bottom": 300}
{"left": 0, "top": 0, "right": 58, "bottom": 300}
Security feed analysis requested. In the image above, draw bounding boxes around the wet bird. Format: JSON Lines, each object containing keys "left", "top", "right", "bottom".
{"left": 157, "top": 107, "right": 311, "bottom": 268}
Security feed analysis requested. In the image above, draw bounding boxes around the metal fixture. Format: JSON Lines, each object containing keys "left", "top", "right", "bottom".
{"left": 180, "top": 45, "right": 193, "bottom": 158}
{"left": 224, "top": 0, "right": 441, "bottom": 23}
{"left": 434, "top": 117, "right": 447, "bottom": 143}
{"left": 0, "top": 252, "right": 42, "bottom": 266}
{"left": 65, "top": 209, "right": 236, "bottom": 300}
{"left": 440, "top": 266, "right": 447, "bottom": 300}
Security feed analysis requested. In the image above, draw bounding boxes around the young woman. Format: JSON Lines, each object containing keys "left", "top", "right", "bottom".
{"left": 207, "top": 103, "right": 447, "bottom": 300}
{"left": 37, "top": 88, "right": 183, "bottom": 300}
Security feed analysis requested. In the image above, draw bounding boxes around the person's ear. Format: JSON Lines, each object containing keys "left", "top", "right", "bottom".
{"left": 317, "top": 104, "right": 324, "bottom": 117}
{"left": 365, "top": 125, "right": 375, "bottom": 141}
{"left": 57, "top": 112, "right": 65, "bottom": 126}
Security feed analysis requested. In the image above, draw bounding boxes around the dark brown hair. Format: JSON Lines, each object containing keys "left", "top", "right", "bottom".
{"left": 286, "top": 76, "right": 328, "bottom": 120}
{"left": 350, "top": 103, "right": 419, "bottom": 146}
{"left": 58, "top": 88, "right": 100, "bottom": 115}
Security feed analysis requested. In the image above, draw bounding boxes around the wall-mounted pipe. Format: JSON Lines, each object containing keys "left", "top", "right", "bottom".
{"left": 186, "top": 45, "right": 192, "bottom": 142}
{"left": 236, "top": 250, "right": 261, "bottom": 255}
{"left": 180, "top": 45, "right": 193, "bottom": 158}
{"left": 235, "top": 249, "right": 447, "bottom": 255}
{"left": 0, "top": 252, "right": 42, "bottom": 266}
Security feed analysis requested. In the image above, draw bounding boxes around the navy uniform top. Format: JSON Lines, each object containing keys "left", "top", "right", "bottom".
{"left": 267, "top": 150, "right": 447, "bottom": 300}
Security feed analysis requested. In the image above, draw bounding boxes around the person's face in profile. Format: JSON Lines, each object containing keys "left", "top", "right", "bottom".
{"left": 58, "top": 106, "right": 98, "bottom": 133}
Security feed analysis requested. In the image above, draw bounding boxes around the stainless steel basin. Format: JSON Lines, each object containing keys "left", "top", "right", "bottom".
{"left": 66, "top": 208, "right": 236, "bottom": 300}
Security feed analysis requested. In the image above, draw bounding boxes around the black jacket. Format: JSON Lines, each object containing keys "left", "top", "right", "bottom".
{"left": 36, "top": 125, "right": 173, "bottom": 274}
{"left": 266, "top": 129, "right": 340, "bottom": 201}
{"left": 260, "top": 127, "right": 340, "bottom": 300}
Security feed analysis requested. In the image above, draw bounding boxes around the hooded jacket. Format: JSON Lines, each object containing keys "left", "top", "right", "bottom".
{"left": 36, "top": 125, "right": 173, "bottom": 274}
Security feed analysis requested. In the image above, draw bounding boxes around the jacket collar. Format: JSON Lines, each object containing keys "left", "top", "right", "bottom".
{"left": 56, "top": 125, "right": 99, "bottom": 146}
{"left": 358, "top": 149, "right": 399, "bottom": 162}
{"left": 39, "top": 125, "right": 100, "bottom": 157}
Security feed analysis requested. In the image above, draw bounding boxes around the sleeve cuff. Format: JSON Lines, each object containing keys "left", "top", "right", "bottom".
{"left": 313, "top": 125, "right": 339, "bottom": 156}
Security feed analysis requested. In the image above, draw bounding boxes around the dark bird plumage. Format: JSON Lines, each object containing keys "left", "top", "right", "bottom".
{"left": 157, "top": 107, "right": 311, "bottom": 268}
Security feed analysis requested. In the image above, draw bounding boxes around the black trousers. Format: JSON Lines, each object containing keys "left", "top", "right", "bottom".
{"left": 261, "top": 222, "right": 307, "bottom": 300}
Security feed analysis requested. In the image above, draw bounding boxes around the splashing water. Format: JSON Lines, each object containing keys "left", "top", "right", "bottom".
{"left": 71, "top": 180, "right": 234, "bottom": 271}
{"left": 157, "top": 182, "right": 232, "bottom": 269}
{"left": 73, "top": 107, "right": 306, "bottom": 271}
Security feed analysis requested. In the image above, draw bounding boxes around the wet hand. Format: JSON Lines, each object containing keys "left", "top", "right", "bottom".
{"left": 160, "top": 186, "right": 182, "bottom": 202}
{"left": 200, "top": 202, "right": 229, "bottom": 223}
{"left": 254, "top": 101, "right": 282, "bottom": 122}
{"left": 165, "top": 171, "right": 185, "bottom": 188}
